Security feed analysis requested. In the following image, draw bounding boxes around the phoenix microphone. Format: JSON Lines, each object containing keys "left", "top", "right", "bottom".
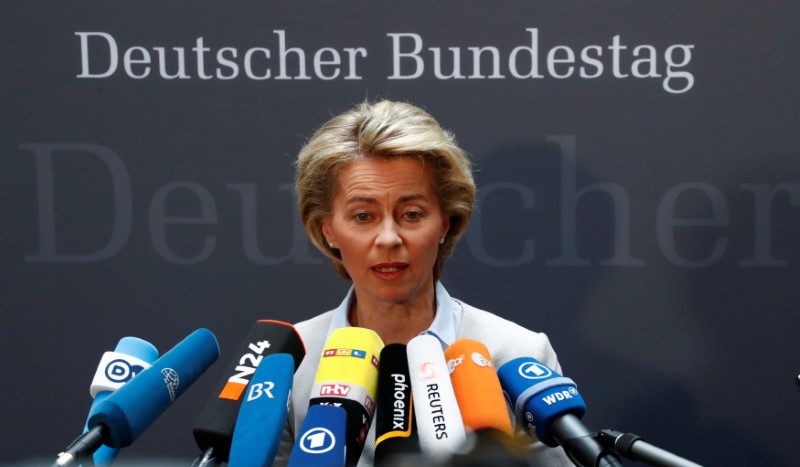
{"left": 374, "top": 344, "right": 420, "bottom": 464}
{"left": 83, "top": 337, "right": 159, "bottom": 466}
{"left": 304, "top": 327, "right": 384, "bottom": 465}
{"left": 444, "top": 338, "right": 512, "bottom": 436}
{"left": 407, "top": 334, "right": 466, "bottom": 458}
{"left": 228, "top": 353, "right": 296, "bottom": 467}
{"left": 193, "top": 320, "right": 305, "bottom": 463}
{"left": 288, "top": 404, "right": 348, "bottom": 467}
{"left": 54, "top": 328, "right": 220, "bottom": 467}
{"left": 497, "top": 357, "right": 622, "bottom": 467}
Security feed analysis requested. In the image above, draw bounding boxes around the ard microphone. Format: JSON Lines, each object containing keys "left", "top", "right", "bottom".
{"left": 193, "top": 320, "right": 305, "bottom": 463}
{"left": 228, "top": 353, "right": 295, "bottom": 467}
{"left": 306, "top": 327, "right": 384, "bottom": 465}
{"left": 407, "top": 335, "right": 466, "bottom": 458}
{"left": 55, "top": 328, "right": 220, "bottom": 467}
{"left": 374, "top": 344, "right": 420, "bottom": 464}
{"left": 444, "top": 339, "right": 512, "bottom": 436}
{"left": 288, "top": 404, "right": 347, "bottom": 467}
{"left": 83, "top": 337, "right": 159, "bottom": 466}
{"left": 497, "top": 357, "right": 622, "bottom": 467}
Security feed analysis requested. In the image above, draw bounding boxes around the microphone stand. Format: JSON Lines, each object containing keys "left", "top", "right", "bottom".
{"left": 190, "top": 447, "right": 221, "bottom": 467}
{"left": 597, "top": 429, "right": 703, "bottom": 467}
{"left": 551, "top": 414, "right": 623, "bottom": 467}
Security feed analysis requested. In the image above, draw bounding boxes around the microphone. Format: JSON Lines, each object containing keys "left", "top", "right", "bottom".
{"left": 374, "top": 344, "right": 420, "bottom": 464}
{"left": 287, "top": 404, "right": 347, "bottom": 467}
{"left": 597, "top": 429, "right": 703, "bottom": 467}
{"left": 82, "top": 337, "right": 159, "bottom": 466}
{"left": 497, "top": 357, "right": 622, "bottom": 467}
{"left": 407, "top": 334, "right": 466, "bottom": 458}
{"left": 305, "top": 327, "right": 384, "bottom": 465}
{"left": 193, "top": 320, "right": 305, "bottom": 463}
{"left": 444, "top": 338, "right": 512, "bottom": 436}
{"left": 55, "top": 328, "right": 220, "bottom": 467}
{"left": 227, "top": 353, "right": 296, "bottom": 467}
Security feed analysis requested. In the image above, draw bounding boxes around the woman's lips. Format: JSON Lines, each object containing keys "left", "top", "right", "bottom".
{"left": 371, "top": 263, "right": 408, "bottom": 278}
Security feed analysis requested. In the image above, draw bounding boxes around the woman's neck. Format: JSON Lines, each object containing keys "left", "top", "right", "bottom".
{"left": 348, "top": 289, "right": 437, "bottom": 345}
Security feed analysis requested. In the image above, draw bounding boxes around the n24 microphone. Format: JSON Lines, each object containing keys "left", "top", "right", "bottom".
{"left": 228, "top": 353, "right": 296, "bottom": 467}
{"left": 83, "top": 337, "right": 159, "bottom": 466}
{"left": 444, "top": 338, "right": 512, "bottom": 436}
{"left": 407, "top": 334, "right": 466, "bottom": 458}
{"left": 374, "top": 344, "right": 420, "bottom": 465}
{"left": 54, "top": 328, "right": 220, "bottom": 467}
{"left": 497, "top": 357, "right": 622, "bottom": 467}
{"left": 193, "top": 320, "right": 305, "bottom": 463}
{"left": 288, "top": 404, "right": 347, "bottom": 467}
{"left": 305, "top": 327, "right": 384, "bottom": 465}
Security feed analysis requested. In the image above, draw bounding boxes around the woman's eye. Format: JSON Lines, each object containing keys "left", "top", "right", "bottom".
{"left": 354, "top": 212, "right": 370, "bottom": 222}
{"left": 405, "top": 211, "right": 421, "bottom": 220}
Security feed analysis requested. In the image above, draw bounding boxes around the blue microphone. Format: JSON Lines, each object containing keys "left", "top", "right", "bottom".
{"left": 82, "top": 337, "right": 159, "bottom": 466}
{"left": 497, "top": 357, "right": 621, "bottom": 467}
{"left": 54, "top": 328, "right": 220, "bottom": 466}
{"left": 288, "top": 404, "right": 347, "bottom": 467}
{"left": 228, "top": 353, "right": 295, "bottom": 467}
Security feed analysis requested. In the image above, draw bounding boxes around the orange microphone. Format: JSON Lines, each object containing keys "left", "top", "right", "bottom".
{"left": 444, "top": 338, "right": 513, "bottom": 436}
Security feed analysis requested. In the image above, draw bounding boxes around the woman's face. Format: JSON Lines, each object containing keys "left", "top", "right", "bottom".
{"left": 322, "top": 157, "right": 449, "bottom": 306}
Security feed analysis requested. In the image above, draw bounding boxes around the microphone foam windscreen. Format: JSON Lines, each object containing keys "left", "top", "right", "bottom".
{"left": 444, "top": 338, "right": 512, "bottom": 435}
{"left": 374, "top": 344, "right": 420, "bottom": 464}
{"left": 407, "top": 334, "right": 466, "bottom": 457}
{"left": 288, "top": 404, "right": 347, "bottom": 467}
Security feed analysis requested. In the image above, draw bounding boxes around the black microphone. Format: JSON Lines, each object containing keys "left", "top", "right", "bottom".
{"left": 497, "top": 357, "right": 622, "bottom": 467}
{"left": 192, "top": 320, "right": 305, "bottom": 463}
{"left": 374, "top": 344, "right": 420, "bottom": 464}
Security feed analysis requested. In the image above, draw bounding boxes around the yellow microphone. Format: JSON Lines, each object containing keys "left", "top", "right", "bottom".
{"left": 308, "top": 327, "right": 384, "bottom": 464}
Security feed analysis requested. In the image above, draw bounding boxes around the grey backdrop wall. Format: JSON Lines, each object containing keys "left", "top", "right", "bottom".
{"left": 2, "top": 2, "right": 798, "bottom": 465}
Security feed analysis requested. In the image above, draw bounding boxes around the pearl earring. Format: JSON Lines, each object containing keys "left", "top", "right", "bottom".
{"left": 439, "top": 237, "right": 445, "bottom": 244}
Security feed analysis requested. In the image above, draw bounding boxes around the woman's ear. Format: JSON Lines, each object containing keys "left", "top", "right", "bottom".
{"left": 321, "top": 220, "right": 335, "bottom": 248}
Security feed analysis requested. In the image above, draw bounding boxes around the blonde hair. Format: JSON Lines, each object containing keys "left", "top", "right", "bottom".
{"left": 295, "top": 100, "right": 476, "bottom": 280}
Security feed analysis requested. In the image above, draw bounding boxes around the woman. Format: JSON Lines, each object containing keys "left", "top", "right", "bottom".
{"left": 275, "top": 100, "right": 570, "bottom": 466}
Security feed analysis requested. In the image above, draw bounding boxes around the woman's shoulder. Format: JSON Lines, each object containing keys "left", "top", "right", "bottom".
{"left": 455, "top": 299, "right": 562, "bottom": 372}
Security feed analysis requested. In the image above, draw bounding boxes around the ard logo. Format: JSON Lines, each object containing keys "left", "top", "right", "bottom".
{"left": 299, "top": 427, "right": 336, "bottom": 454}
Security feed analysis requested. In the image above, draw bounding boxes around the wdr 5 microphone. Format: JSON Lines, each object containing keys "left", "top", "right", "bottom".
{"left": 288, "top": 404, "right": 347, "bottom": 467}
{"left": 444, "top": 338, "right": 512, "bottom": 436}
{"left": 83, "top": 337, "right": 159, "bottom": 466}
{"left": 374, "top": 344, "right": 420, "bottom": 464}
{"left": 497, "top": 357, "right": 622, "bottom": 467}
{"left": 193, "top": 320, "right": 305, "bottom": 463}
{"left": 305, "top": 327, "right": 384, "bottom": 465}
{"left": 228, "top": 353, "right": 295, "bottom": 467}
{"left": 407, "top": 335, "right": 466, "bottom": 458}
{"left": 54, "top": 328, "right": 220, "bottom": 467}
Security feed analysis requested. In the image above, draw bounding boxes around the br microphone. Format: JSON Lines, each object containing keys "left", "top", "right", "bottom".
{"left": 227, "top": 353, "right": 296, "bottom": 467}
{"left": 407, "top": 335, "right": 466, "bottom": 458}
{"left": 497, "top": 357, "right": 622, "bottom": 467}
{"left": 83, "top": 337, "right": 159, "bottom": 466}
{"left": 444, "top": 338, "right": 512, "bottom": 436}
{"left": 302, "top": 327, "right": 384, "bottom": 465}
{"left": 374, "top": 344, "right": 420, "bottom": 464}
{"left": 192, "top": 320, "right": 305, "bottom": 463}
{"left": 54, "top": 328, "right": 220, "bottom": 467}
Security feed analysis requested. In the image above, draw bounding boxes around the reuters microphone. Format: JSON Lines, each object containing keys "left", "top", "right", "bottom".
{"left": 301, "top": 327, "right": 384, "bottom": 465}
{"left": 444, "top": 338, "right": 512, "bottom": 436}
{"left": 497, "top": 357, "right": 622, "bottom": 467}
{"left": 374, "top": 344, "right": 420, "bottom": 464}
{"left": 407, "top": 334, "right": 466, "bottom": 458}
{"left": 193, "top": 320, "right": 305, "bottom": 463}
{"left": 83, "top": 337, "right": 159, "bottom": 466}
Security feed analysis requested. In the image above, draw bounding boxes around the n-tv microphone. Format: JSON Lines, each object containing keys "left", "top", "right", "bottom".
{"left": 83, "top": 337, "right": 159, "bottom": 466}
{"left": 228, "top": 353, "right": 295, "bottom": 467}
{"left": 374, "top": 344, "right": 420, "bottom": 464}
{"left": 54, "top": 328, "right": 220, "bottom": 467}
{"left": 444, "top": 338, "right": 512, "bottom": 436}
{"left": 193, "top": 320, "right": 305, "bottom": 463}
{"left": 288, "top": 404, "right": 347, "bottom": 467}
{"left": 304, "top": 327, "right": 384, "bottom": 465}
{"left": 497, "top": 357, "right": 622, "bottom": 467}
{"left": 407, "top": 334, "right": 466, "bottom": 458}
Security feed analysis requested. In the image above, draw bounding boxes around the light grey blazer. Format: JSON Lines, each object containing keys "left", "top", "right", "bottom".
{"left": 274, "top": 298, "right": 572, "bottom": 466}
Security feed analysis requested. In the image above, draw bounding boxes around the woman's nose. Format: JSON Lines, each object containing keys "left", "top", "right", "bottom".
{"left": 375, "top": 219, "right": 402, "bottom": 248}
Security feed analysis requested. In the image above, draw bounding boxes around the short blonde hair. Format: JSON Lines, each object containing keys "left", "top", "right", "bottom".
{"left": 295, "top": 100, "right": 476, "bottom": 280}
